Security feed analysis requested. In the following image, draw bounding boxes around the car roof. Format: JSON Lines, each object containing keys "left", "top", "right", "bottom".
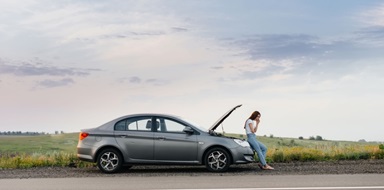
{"left": 95, "top": 113, "right": 184, "bottom": 130}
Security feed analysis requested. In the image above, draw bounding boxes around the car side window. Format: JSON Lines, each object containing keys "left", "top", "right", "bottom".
{"left": 156, "top": 118, "right": 187, "bottom": 133}
{"left": 127, "top": 118, "right": 151, "bottom": 131}
{"left": 114, "top": 120, "right": 126, "bottom": 131}
{"left": 115, "top": 117, "right": 152, "bottom": 131}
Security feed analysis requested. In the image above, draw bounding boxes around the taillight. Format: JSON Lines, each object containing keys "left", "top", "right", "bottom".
{"left": 79, "top": 132, "right": 89, "bottom": 140}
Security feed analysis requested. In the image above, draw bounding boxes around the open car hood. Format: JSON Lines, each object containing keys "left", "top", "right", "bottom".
{"left": 208, "top": 104, "right": 242, "bottom": 131}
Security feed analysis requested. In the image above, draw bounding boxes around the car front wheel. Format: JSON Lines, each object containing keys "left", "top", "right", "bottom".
{"left": 204, "top": 148, "right": 231, "bottom": 172}
{"left": 97, "top": 148, "right": 123, "bottom": 173}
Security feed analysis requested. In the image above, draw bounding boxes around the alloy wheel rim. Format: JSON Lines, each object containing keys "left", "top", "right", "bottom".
{"left": 207, "top": 151, "right": 227, "bottom": 170}
{"left": 100, "top": 152, "right": 119, "bottom": 171}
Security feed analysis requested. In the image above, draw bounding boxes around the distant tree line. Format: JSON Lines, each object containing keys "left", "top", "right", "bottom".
{"left": 267, "top": 134, "right": 325, "bottom": 141}
{"left": 0, "top": 131, "right": 47, "bottom": 136}
{"left": 298, "top": 135, "right": 324, "bottom": 141}
{"left": 0, "top": 131, "right": 66, "bottom": 135}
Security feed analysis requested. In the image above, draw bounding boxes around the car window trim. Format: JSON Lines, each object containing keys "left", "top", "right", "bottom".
{"left": 153, "top": 116, "right": 199, "bottom": 135}
{"left": 114, "top": 116, "right": 154, "bottom": 132}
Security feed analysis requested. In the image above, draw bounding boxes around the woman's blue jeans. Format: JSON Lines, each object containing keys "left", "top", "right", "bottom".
{"left": 247, "top": 133, "right": 267, "bottom": 166}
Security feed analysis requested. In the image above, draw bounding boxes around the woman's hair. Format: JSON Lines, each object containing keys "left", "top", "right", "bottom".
{"left": 249, "top": 111, "right": 261, "bottom": 120}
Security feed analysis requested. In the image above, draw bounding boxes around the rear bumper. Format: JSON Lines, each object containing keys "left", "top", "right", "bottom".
{"left": 77, "top": 146, "right": 95, "bottom": 162}
{"left": 77, "top": 153, "right": 94, "bottom": 162}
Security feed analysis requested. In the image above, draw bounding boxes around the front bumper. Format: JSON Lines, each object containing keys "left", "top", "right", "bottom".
{"left": 231, "top": 146, "right": 255, "bottom": 164}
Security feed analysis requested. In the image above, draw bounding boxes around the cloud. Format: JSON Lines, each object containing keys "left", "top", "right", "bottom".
{"left": 360, "top": 3, "right": 384, "bottom": 27}
{"left": 118, "top": 76, "right": 168, "bottom": 86}
{"left": 354, "top": 26, "right": 384, "bottom": 46}
{"left": 228, "top": 34, "right": 339, "bottom": 60}
{"left": 0, "top": 58, "right": 99, "bottom": 77}
{"left": 221, "top": 29, "right": 384, "bottom": 84}
{"left": 359, "top": 26, "right": 384, "bottom": 38}
{"left": 145, "top": 78, "right": 167, "bottom": 86}
{"left": 75, "top": 30, "right": 169, "bottom": 43}
{"left": 10, "top": 0, "right": 189, "bottom": 46}
{"left": 352, "top": 3, "right": 384, "bottom": 47}
{"left": 211, "top": 66, "right": 224, "bottom": 70}
{"left": 0, "top": 63, "right": 88, "bottom": 76}
{"left": 128, "top": 76, "right": 141, "bottom": 84}
{"left": 37, "top": 78, "right": 74, "bottom": 88}
{"left": 171, "top": 27, "right": 188, "bottom": 32}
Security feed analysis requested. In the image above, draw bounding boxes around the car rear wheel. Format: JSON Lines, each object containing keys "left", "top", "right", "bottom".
{"left": 97, "top": 148, "right": 123, "bottom": 173}
{"left": 204, "top": 147, "right": 231, "bottom": 172}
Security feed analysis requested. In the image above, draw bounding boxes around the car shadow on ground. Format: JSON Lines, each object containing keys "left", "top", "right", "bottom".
{"left": 81, "top": 164, "right": 264, "bottom": 176}
{"left": 127, "top": 165, "right": 255, "bottom": 173}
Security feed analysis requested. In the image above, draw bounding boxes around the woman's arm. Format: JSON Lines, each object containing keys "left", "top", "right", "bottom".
{"left": 254, "top": 121, "right": 259, "bottom": 133}
{"left": 248, "top": 122, "right": 257, "bottom": 133}
{"left": 254, "top": 118, "right": 260, "bottom": 133}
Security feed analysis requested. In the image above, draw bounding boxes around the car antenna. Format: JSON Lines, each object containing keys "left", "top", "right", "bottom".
{"left": 221, "top": 123, "right": 225, "bottom": 135}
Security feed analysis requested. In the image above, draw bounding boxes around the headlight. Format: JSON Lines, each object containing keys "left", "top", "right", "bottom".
{"left": 233, "top": 139, "right": 250, "bottom": 147}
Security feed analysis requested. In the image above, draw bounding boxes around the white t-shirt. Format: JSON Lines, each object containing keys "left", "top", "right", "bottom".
{"left": 244, "top": 119, "right": 255, "bottom": 134}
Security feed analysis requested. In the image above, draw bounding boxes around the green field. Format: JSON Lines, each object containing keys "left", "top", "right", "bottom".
{"left": 0, "top": 133, "right": 79, "bottom": 154}
{"left": 0, "top": 133, "right": 90, "bottom": 169}
{"left": 0, "top": 133, "right": 376, "bottom": 154}
{"left": 0, "top": 133, "right": 383, "bottom": 169}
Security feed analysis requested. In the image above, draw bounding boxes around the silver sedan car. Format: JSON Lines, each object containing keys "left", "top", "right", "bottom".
{"left": 77, "top": 105, "right": 254, "bottom": 173}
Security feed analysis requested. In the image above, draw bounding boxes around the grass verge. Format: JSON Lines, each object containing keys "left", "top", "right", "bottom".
{"left": 0, "top": 133, "right": 383, "bottom": 169}
{"left": 0, "top": 151, "right": 94, "bottom": 169}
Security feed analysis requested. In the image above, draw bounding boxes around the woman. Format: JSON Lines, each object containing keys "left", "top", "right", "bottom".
{"left": 244, "top": 111, "right": 274, "bottom": 170}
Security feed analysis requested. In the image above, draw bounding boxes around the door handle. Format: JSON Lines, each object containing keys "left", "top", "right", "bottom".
{"left": 156, "top": 136, "right": 165, "bottom": 140}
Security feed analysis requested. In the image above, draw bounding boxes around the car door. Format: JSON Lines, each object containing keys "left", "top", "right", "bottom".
{"left": 114, "top": 116, "right": 154, "bottom": 161}
{"left": 153, "top": 117, "right": 198, "bottom": 162}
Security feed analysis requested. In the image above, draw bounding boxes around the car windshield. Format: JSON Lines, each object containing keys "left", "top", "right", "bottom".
{"left": 177, "top": 116, "right": 208, "bottom": 132}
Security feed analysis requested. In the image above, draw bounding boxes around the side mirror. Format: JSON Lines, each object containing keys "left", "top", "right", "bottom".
{"left": 183, "top": 127, "right": 194, "bottom": 134}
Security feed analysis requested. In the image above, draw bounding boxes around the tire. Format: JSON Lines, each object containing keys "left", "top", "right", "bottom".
{"left": 97, "top": 148, "right": 123, "bottom": 173}
{"left": 204, "top": 147, "right": 231, "bottom": 172}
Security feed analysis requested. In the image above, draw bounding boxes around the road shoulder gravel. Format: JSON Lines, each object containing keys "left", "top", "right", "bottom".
{"left": 1, "top": 159, "right": 383, "bottom": 179}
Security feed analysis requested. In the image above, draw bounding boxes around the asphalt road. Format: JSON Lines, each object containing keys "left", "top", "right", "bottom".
{"left": 1, "top": 174, "right": 384, "bottom": 190}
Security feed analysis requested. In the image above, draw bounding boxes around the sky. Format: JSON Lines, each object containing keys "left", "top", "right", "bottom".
{"left": 1, "top": 0, "right": 384, "bottom": 142}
